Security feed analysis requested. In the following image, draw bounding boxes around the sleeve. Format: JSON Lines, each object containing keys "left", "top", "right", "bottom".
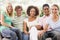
{"left": 23, "top": 18, "right": 28, "bottom": 23}
{"left": 38, "top": 17, "right": 43, "bottom": 26}
{"left": 12, "top": 18, "right": 15, "bottom": 23}
{"left": 37, "top": 17, "right": 43, "bottom": 26}
{"left": 1, "top": 11, "right": 6, "bottom": 16}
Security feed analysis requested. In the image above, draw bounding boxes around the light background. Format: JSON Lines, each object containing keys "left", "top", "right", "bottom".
{"left": 0, "top": 0, "right": 60, "bottom": 15}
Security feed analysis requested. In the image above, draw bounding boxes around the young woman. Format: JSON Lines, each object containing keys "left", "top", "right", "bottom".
{"left": 1, "top": 3, "right": 17, "bottom": 40}
{"left": 42, "top": 4, "right": 60, "bottom": 40}
{"left": 23, "top": 6, "right": 42, "bottom": 40}
{"left": 1, "top": 3, "right": 22, "bottom": 40}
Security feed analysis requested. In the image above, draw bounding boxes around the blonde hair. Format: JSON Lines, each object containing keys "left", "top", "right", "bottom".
{"left": 6, "top": 3, "right": 14, "bottom": 17}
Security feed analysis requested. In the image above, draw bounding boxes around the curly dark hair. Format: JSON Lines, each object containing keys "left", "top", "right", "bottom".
{"left": 27, "top": 6, "right": 39, "bottom": 16}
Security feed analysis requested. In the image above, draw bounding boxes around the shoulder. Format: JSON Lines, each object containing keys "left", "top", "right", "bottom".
{"left": 1, "top": 11, "right": 6, "bottom": 15}
{"left": 12, "top": 16, "right": 17, "bottom": 20}
{"left": 1, "top": 11, "right": 7, "bottom": 18}
{"left": 24, "top": 18, "right": 28, "bottom": 22}
{"left": 36, "top": 17, "right": 41, "bottom": 20}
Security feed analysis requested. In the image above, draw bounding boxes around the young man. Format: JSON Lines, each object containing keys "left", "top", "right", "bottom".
{"left": 39, "top": 4, "right": 57, "bottom": 40}
{"left": 12, "top": 6, "right": 25, "bottom": 32}
{"left": 12, "top": 6, "right": 28, "bottom": 40}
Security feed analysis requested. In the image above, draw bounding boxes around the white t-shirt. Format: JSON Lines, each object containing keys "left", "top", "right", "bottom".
{"left": 46, "top": 16, "right": 60, "bottom": 32}
{"left": 24, "top": 17, "right": 42, "bottom": 30}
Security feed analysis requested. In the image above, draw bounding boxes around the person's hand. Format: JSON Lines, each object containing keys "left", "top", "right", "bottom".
{"left": 29, "top": 27, "right": 32, "bottom": 30}
{"left": 25, "top": 32, "right": 29, "bottom": 35}
{"left": 25, "top": 31, "right": 29, "bottom": 35}
{"left": 36, "top": 25, "right": 41, "bottom": 30}
{"left": 38, "top": 31, "right": 44, "bottom": 36}
{"left": 50, "top": 27, "right": 52, "bottom": 29}
{"left": 9, "top": 26, "right": 14, "bottom": 28}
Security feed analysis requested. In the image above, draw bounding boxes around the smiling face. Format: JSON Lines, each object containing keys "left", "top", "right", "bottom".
{"left": 6, "top": 4, "right": 13, "bottom": 15}
{"left": 16, "top": 8, "right": 22, "bottom": 16}
{"left": 15, "top": 6, "right": 22, "bottom": 16}
{"left": 30, "top": 8, "right": 36, "bottom": 17}
{"left": 51, "top": 5, "right": 59, "bottom": 15}
{"left": 27, "top": 6, "right": 39, "bottom": 17}
{"left": 43, "top": 6, "right": 50, "bottom": 15}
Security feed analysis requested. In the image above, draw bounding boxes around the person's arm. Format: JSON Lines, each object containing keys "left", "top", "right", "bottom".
{"left": 23, "top": 21, "right": 29, "bottom": 34}
{"left": 36, "top": 25, "right": 42, "bottom": 30}
{"left": 36, "top": 17, "right": 43, "bottom": 30}
{"left": 1, "top": 14, "right": 13, "bottom": 28}
{"left": 38, "top": 24, "right": 48, "bottom": 36}
{"left": 43, "top": 24, "right": 48, "bottom": 32}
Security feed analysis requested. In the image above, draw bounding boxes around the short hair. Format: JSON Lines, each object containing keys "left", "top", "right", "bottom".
{"left": 27, "top": 6, "right": 39, "bottom": 16}
{"left": 43, "top": 4, "right": 49, "bottom": 9}
{"left": 15, "top": 6, "right": 22, "bottom": 11}
{"left": 52, "top": 4, "right": 59, "bottom": 10}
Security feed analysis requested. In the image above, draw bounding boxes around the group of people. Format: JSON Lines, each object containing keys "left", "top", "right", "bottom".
{"left": 0, "top": 3, "right": 60, "bottom": 40}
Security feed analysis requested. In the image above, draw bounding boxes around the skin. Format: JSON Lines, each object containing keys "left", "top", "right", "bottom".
{"left": 43, "top": 6, "right": 50, "bottom": 16}
{"left": 23, "top": 8, "right": 41, "bottom": 34}
{"left": 6, "top": 3, "right": 13, "bottom": 17}
{"left": 38, "top": 6, "right": 50, "bottom": 36}
{"left": 43, "top": 5, "right": 59, "bottom": 35}
{"left": 16, "top": 8, "right": 22, "bottom": 17}
{"left": 1, "top": 3, "right": 14, "bottom": 28}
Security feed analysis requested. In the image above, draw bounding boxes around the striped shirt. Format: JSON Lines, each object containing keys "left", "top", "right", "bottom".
{"left": 12, "top": 15, "right": 26, "bottom": 32}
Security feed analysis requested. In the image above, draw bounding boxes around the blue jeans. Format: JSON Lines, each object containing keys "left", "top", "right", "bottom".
{"left": 10, "top": 27, "right": 22, "bottom": 40}
{"left": 1, "top": 27, "right": 22, "bottom": 40}
{"left": 23, "top": 33, "right": 29, "bottom": 40}
{"left": 1, "top": 29, "right": 17, "bottom": 40}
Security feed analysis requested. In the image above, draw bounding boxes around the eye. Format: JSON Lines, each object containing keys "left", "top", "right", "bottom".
{"left": 55, "top": 9, "right": 58, "bottom": 10}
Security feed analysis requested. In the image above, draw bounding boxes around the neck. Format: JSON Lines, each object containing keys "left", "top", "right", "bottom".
{"left": 7, "top": 12, "right": 13, "bottom": 17}
{"left": 17, "top": 15, "right": 21, "bottom": 17}
{"left": 45, "top": 13, "right": 50, "bottom": 16}
{"left": 29, "top": 16, "right": 36, "bottom": 22}
{"left": 29, "top": 16, "right": 36, "bottom": 18}
{"left": 29, "top": 16, "right": 36, "bottom": 20}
